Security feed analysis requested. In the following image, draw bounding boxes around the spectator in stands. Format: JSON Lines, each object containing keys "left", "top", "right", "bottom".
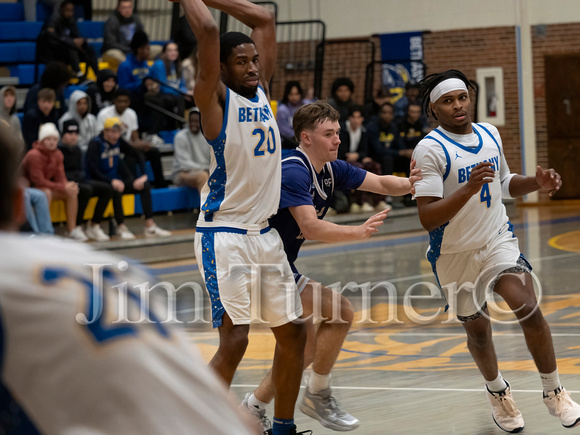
{"left": 41, "top": 0, "right": 99, "bottom": 79}
{"left": 117, "top": 30, "right": 151, "bottom": 95}
{"left": 97, "top": 89, "right": 168, "bottom": 188}
{"left": 24, "top": 0, "right": 92, "bottom": 22}
{"left": 58, "top": 90, "right": 98, "bottom": 152}
{"left": 23, "top": 188, "right": 54, "bottom": 235}
{"left": 86, "top": 117, "right": 171, "bottom": 240}
{"left": 328, "top": 77, "right": 355, "bottom": 123}
{"left": 397, "top": 103, "right": 426, "bottom": 168}
{"left": 181, "top": 48, "right": 198, "bottom": 96}
{"left": 23, "top": 88, "right": 59, "bottom": 149}
{"left": 338, "top": 105, "right": 387, "bottom": 213}
{"left": 277, "top": 80, "right": 305, "bottom": 149}
{"left": 393, "top": 82, "right": 421, "bottom": 122}
{"left": 150, "top": 41, "right": 191, "bottom": 119}
{"left": 58, "top": 120, "right": 113, "bottom": 242}
{"left": 151, "top": 42, "right": 187, "bottom": 95}
{"left": 102, "top": 0, "right": 161, "bottom": 70}
{"left": 23, "top": 62, "right": 72, "bottom": 119}
{"left": 102, "top": 0, "right": 144, "bottom": 71}
{"left": 22, "top": 123, "right": 87, "bottom": 241}
{"left": 119, "top": 31, "right": 183, "bottom": 132}
{"left": 172, "top": 109, "right": 209, "bottom": 193}
{"left": 0, "top": 86, "right": 23, "bottom": 143}
{"left": 364, "top": 86, "right": 392, "bottom": 125}
{"left": 87, "top": 69, "right": 118, "bottom": 116}
{"left": 367, "top": 102, "right": 404, "bottom": 177}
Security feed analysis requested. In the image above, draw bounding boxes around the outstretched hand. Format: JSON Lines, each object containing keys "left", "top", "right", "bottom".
{"left": 358, "top": 209, "right": 389, "bottom": 239}
{"left": 535, "top": 165, "right": 562, "bottom": 197}
{"left": 408, "top": 159, "right": 422, "bottom": 195}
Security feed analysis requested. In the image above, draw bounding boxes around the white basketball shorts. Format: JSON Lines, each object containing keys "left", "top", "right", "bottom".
{"left": 195, "top": 225, "right": 302, "bottom": 328}
{"left": 435, "top": 223, "right": 532, "bottom": 319}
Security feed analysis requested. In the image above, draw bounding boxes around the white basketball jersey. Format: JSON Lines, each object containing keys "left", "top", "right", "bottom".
{"left": 413, "top": 123, "right": 513, "bottom": 254}
{"left": 198, "top": 86, "right": 281, "bottom": 228}
{"left": 0, "top": 233, "right": 253, "bottom": 434}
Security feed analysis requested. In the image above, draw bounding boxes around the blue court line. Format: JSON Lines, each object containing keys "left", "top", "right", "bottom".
{"left": 151, "top": 213, "right": 580, "bottom": 276}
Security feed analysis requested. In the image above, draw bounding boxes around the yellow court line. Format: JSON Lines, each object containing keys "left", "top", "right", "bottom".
{"left": 549, "top": 230, "right": 580, "bottom": 253}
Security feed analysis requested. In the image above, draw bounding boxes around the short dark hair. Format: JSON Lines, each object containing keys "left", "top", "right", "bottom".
{"left": 117, "top": 0, "right": 132, "bottom": 7}
{"left": 331, "top": 77, "right": 354, "bottom": 97}
{"left": 348, "top": 104, "right": 364, "bottom": 118}
{"left": 418, "top": 69, "right": 475, "bottom": 120}
{"left": 0, "top": 121, "right": 23, "bottom": 227}
{"left": 112, "top": 88, "right": 131, "bottom": 100}
{"left": 38, "top": 88, "right": 56, "bottom": 102}
{"left": 60, "top": 0, "right": 74, "bottom": 11}
{"left": 379, "top": 101, "right": 394, "bottom": 111}
{"left": 130, "top": 30, "right": 149, "bottom": 54}
{"left": 292, "top": 100, "right": 340, "bottom": 141}
{"left": 219, "top": 32, "right": 255, "bottom": 63}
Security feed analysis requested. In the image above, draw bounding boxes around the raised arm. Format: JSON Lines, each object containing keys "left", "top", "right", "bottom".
{"left": 203, "top": 0, "right": 277, "bottom": 88}
{"left": 180, "top": 0, "right": 225, "bottom": 140}
{"left": 290, "top": 205, "right": 388, "bottom": 243}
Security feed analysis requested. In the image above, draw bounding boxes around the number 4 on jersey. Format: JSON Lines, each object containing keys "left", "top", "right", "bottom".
{"left": 480, "top": 184, "right": 491, "bottom": 208}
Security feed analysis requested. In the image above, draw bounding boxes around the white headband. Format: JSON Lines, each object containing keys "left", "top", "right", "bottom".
{"left": 430, "top": 78, "right": 468, "bottom": 103}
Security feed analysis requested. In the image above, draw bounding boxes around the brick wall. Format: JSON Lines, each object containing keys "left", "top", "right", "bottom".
{"left": 532, "top": 22, "right": 580, "bottom": 173}
{"left": 271, "top": 37, "right": 377, "bottom": 104}
{"left": 272, "top": 24, "right": 580, "bottom": 181}
{"left": 423, "top": 27, "right": 522, "bottom": 172}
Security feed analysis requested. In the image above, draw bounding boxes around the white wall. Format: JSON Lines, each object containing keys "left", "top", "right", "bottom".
{"left": 274, "top": 0, "right": 580, "bottom": 38}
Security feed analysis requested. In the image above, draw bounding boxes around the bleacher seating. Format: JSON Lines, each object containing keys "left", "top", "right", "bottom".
{"left": 2, "top": 2, "right": 194, "bottom": 226}
{"left": 50, "top": 187, "right": 200, "bottom": 223}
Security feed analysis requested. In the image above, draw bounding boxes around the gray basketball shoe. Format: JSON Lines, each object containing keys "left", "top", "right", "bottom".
{"left": 299, "top": 385, "right": 359, "bottom": 431}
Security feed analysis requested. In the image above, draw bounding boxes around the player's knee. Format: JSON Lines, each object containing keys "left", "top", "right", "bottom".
{"left": 339, "top": 295, "right": 354, "bottom": 325}
{"left": 275, "top": 321, "right": 306, "bottom": 350}
{"left": 221, "top": 328, "right": 249, "bottom": 355}
{"left": 466, "top": 329, "right": 492, "bottom": 349}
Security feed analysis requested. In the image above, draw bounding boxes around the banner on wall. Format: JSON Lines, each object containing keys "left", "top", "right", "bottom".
{"left": 379, "top": 31, "right": 424, "bottom": 102}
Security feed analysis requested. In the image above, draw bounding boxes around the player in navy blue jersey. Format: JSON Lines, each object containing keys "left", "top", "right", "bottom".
{"left": 241, "top": 100, "right": 421, "bottom": 432}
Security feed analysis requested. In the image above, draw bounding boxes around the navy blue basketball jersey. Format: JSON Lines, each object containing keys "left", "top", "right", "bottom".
{"left": 269, "top": 148, "right": 367, "bottom": 266}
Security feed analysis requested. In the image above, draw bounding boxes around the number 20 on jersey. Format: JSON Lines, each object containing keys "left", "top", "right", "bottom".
{"left": 253, "top": 127, "right": 276, "bottom": 157}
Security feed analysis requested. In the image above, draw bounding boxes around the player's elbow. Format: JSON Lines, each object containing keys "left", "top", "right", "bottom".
{"left": 196, "top": 19, "right": 220, "bottom": 41}
{"left": 418, "top": 213, "right": 437, "bottom": 233}
{"left": 254, "top": 8, "right": 275, "bottom": 27}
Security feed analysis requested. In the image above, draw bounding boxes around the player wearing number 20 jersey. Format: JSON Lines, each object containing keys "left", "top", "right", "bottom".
{"left": 197, "top": 85, "right": 281, "bottom": 227}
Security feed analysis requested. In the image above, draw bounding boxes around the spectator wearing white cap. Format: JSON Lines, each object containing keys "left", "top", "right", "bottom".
{"left": 22, "top": 123, "right": 88, "bottom": 242}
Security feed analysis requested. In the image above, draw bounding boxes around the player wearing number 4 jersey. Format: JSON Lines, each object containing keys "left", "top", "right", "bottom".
{"left": 178, "top": 1, "right": 307, "bottom": 434}
{"left": 413, "top": 69, "right": 580, "bottom": 433}
{"left": 0, "top": 122, "right": 256, "bottom": 434}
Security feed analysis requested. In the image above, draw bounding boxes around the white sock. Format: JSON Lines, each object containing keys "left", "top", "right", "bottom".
{"left": 247, "top": 393, "right": 268, "bottom": 411}
{"left": 308, "top": 371, "right": 331, "bottom": 394}
{"left": 540, "top": 369, "right": 562, "bottom": 395}
{"left": 486, "top": 372, "right": 508, "bottom": 393}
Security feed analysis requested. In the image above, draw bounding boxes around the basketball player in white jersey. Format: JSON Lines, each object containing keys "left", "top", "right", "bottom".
{"left": 178, "top": 1, "right": 307, "bottom": 434}
{"left": 413, "top": 69, "right": 580, "bottom": 433}
{"left": 0, "top": 121, "right": 257, "bottom": 434}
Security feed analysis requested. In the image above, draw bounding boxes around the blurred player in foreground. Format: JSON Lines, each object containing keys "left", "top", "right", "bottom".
{"left": 0, "top": 120, "right": 257, "bottom": 434}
